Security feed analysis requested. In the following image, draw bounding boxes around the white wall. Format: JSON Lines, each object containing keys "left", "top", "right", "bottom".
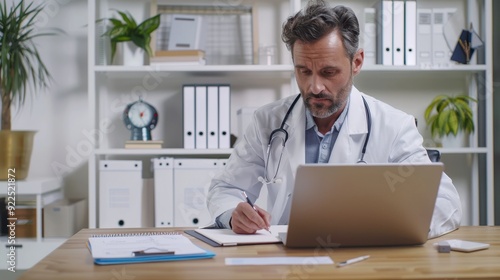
{"left": 8, "top": 0, "right": 89, "bottom": 199}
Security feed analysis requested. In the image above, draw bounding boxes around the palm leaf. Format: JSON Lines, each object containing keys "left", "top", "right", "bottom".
{"left": 0, "top": 0, "right": 56, "bottom": 130}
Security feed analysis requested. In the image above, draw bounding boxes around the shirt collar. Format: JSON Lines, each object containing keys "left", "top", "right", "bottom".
{"left": 305, "top": 96, "right": 350, "bottom": 133}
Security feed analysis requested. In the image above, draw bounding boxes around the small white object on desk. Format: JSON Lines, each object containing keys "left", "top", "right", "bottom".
{"left": 434, "top": 239, "right": 490, "bottom": 253}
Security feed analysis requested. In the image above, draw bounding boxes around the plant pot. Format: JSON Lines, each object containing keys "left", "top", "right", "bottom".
{"left": 0, "top": 130, "right": 36, "bottom": 180}
{"left": 439, "top": 132, "right": 469, "bottom": 148}
{"left": 120, "top": 42, "right": 145, "bottom": 66}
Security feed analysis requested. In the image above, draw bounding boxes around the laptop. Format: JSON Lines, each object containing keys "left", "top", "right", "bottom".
{"left": 280, "top": 163, "right": 443, "bottom": 248}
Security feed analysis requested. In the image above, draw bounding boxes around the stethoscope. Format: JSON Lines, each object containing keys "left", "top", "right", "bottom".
{"left": 258, "top": 94, "right": 372, "bottom": 185}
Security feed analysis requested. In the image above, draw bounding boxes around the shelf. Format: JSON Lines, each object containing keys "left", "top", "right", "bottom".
{"left": 94, "top": 64, "right": 486, "bottom": 74}
{"left": 93, "top": 147, "right": 486, "bottom": 156}
{"left": 95, "top": 148, "right": 233, "bottom": 156}
{"left": 0, "top": 177, "right": 63, "bottom": 195}
{"left": 94, "top": 64, "right": 486, "bottom": 83}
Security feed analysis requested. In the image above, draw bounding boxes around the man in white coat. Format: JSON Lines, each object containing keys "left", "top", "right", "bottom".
{"left": 207, "top": 0, "right": 462, "bottom": 238}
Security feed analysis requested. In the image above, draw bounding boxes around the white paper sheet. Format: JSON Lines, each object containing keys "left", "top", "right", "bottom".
{"left": 225, "top": 256, "right": 334, "bottom": 266}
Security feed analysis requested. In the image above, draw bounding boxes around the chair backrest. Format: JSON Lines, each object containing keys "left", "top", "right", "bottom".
{"left": 426, "top": 149, "right": 441, "bottom": 162}
{"left": 415, "top": 117, "right": 441, "bottom": 162}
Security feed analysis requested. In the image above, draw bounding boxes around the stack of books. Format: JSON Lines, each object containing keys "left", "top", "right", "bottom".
{"left": 125, "top": 140, "right": 163, "bottom": 149}
{"left": 150, "top": 50, "right": 206, "bottom": 66}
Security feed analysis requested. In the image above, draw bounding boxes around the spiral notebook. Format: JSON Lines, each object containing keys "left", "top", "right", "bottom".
{"left": 87, "top": 232, "right": 215, "bottom": 265}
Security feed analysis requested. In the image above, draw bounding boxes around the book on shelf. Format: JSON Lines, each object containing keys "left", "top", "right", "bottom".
{"left": 124, "top": 140, "right": 163, "bottom": 149}
{"left": 150, "top": 50, "right": 206, "bottom": 65}
{"left": 87, "top": 231, "right": 215, "bottom": 265}
{"left": 150, "top": 59, "right": 206, "bottom": 66}
{"left": 155, "top": 50, "right": 205, "bottom": 58}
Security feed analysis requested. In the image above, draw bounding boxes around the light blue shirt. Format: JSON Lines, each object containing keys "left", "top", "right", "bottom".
{"left": 215, "top": 97, "right": 349, "bottom": 228}
{"left": 305, "top": 98, "right": 349, "bottom": 163}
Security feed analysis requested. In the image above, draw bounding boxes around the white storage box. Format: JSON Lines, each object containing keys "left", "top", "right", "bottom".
{"left": 152, "top": 157, "right": 174, "bottom": 227}
{"left": 173, "top": 158, "right": 227, "bottom": 227}
{"left": 99, "top": 160, "right": 143, "bottom": 228}
{"left": 43, "top": 199, "right": 87, "bottom": 238}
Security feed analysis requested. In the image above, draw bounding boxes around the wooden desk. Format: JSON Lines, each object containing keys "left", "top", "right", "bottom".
{"left": 20, "top": 226, "right": 500, "bottom": 280}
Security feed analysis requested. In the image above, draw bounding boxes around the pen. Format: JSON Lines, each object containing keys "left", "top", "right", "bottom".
{"left": 242, "top": 191, "right": 271, "bottom": 234}
{"left": 336, "top": 255, "right": 370, "bottom": 267}
{"left": 133, "top": 249, "right": 175, "bottom": 256}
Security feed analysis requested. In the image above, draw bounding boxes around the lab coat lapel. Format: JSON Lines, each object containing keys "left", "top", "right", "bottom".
{"left": 269, "top": 96, "right": 305, "bottom": 224}
{"left": 329, "top": 87, "right": 369, "bottom": 163}
{"left": 283, "top": 97, "right": 306, "bottom": 176}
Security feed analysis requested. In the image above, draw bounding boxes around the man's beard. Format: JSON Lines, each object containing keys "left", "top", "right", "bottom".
{"left": 303, "top": 77, "right": 352, "bottom": 119}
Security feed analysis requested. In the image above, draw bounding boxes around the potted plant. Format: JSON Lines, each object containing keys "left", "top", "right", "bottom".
{"left": 0, "top": 0, "right": 56, "bottom": 180}
{"left": 424, "top": 94, "right": 477, "bottom": 147}
{"left": 100, "top": 10, "right": 160, "bottom": 65}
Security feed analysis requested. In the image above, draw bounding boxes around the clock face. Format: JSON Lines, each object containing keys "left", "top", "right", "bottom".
{"left": 124, "top": 100, "right": 158, "bottom": 130}
{"left": 128, "top": 102, "right": 153, "bottom": 128}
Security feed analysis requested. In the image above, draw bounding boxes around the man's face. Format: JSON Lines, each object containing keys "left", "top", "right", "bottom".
{"left": 293, "top": 30, "right": 363, "bottom": 119}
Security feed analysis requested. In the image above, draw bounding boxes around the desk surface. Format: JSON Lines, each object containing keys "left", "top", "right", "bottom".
{"left": 20, "top": 226, "right": 500, "bottom": 280}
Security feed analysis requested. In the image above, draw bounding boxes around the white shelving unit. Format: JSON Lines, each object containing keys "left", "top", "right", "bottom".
{"left": 87, "top": 0, "right": 493, "bottom": 228}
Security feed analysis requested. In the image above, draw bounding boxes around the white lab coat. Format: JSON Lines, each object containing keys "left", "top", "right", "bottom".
{"left": 207, "top": 87, "right": 462, "bottom": 238}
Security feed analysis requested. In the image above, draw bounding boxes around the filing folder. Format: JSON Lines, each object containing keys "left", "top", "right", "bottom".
{"left": 207, "top": 86, "right": 219, "bottom": 149}
{"left": 376, "top": 0, "right": 393, "bottom": 65}
{"left": 417, "top": 9, "right": 433, "bottom": 68}
{"left": 99, "top": 160, "right": 142, "bottom": 228}
{"left": 432, "top": 8, "right": 449, "bottom": 67}
{"left": 183, "top": 85, "right": 196, "bottom": 149}
{"left": 363, "top": 8, "right": 377, "bottom": 65}
{"left": 404, "top": 0, "right": 417, "bottom": 66}
{"left": 392, "top": 1, "right": 405, "bottom": 65}
{"left": 173, "top": 158, "right": 226, "bottom": 227}
{"left": 195, "top": 86, "right": 208, "bottom": 149}
{"left": 152, "top": 157, "right": 174, "bottom": 227}
{"left": 218, "top": 85, "right": 231, "bottom": 149}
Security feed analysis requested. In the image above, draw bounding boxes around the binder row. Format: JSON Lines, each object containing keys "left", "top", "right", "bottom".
{"left": 183, "top": 84, "right": 231, "bottom": 149}
{"left": 416, "top": 7, "right": 456, "bottom": 68}
{"left": 366, "top": 1, "right": 456, "bottom": 67}
{"left": 373, "top": 0, "right": 417, "bottom": 66}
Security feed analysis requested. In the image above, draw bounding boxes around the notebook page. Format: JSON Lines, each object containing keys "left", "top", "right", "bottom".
{"left": 89, "top": 234, "right": 206, "bottom": 258}
{"left": 195, "top": 225, "right": 288, "bottom": 245}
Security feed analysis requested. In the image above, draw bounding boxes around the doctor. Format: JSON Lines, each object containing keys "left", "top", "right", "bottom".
{"left": 207, "top": 0, "right": 462, "bottom": 238}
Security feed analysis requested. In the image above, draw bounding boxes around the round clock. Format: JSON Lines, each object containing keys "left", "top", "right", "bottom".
{"left": 123, "top": 99, "right": 158, "bottom": 141}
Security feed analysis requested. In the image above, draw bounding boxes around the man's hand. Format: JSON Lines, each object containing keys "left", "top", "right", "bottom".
{"left": 231, "top": 202, "right": 271, "bottom": 234}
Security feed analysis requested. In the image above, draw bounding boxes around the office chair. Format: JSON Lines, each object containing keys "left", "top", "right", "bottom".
{"left": 426, "top": 149, "right": 441, "bottom": 162}
{"left": 415, "top": 117, "right": 441, "bottom": 162}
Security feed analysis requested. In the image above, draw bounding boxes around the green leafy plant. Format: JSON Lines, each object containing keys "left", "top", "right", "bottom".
{"left": 0, "top": 0, "right": 56, "bottom": 130}
{"left": 100, "top": 10, "right": 160, "bottom": 63}
{"left": 424, "top": 94, "right": 477, "bottom": 138}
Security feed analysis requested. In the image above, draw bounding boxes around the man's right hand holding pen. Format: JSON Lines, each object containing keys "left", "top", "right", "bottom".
{"left": 230, "top": 191, "right": 271, "bottom": 234}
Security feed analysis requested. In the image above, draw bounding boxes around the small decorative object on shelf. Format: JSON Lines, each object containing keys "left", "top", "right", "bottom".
{"left": 99, "top": 10, "right": 160, "bottom": 65}
{"left": 123, "top": 98, "right": 159, "bottom": 141}
{"left": 424, "top": 94, "right": 477, "bottom": 147}
{"left": 450, "top": 23, "right": 484, "bottom": 64}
